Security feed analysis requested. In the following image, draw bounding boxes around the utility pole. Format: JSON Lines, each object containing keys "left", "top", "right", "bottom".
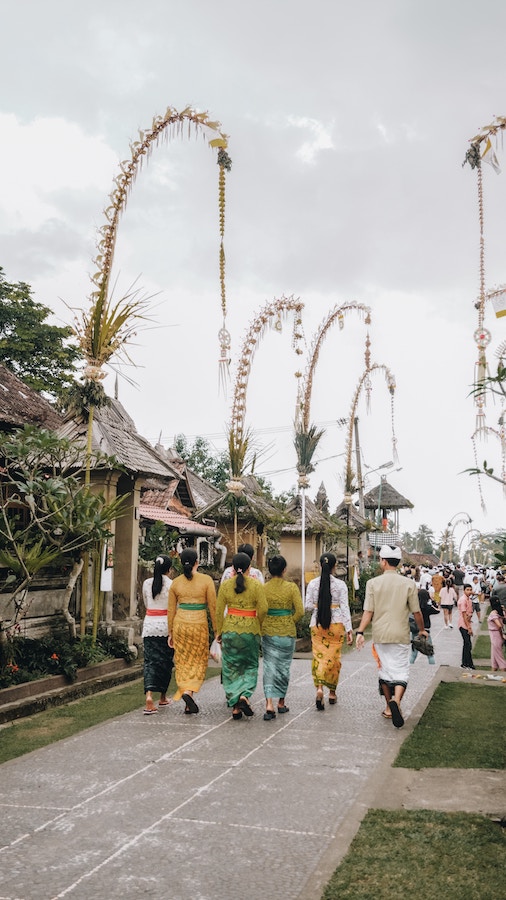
{"left": 354, "top": 417, "right": 367, "bottom": 557}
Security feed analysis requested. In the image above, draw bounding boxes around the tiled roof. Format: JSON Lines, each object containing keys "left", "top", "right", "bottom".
{"left": 0, "top": 364, "right": 63, "bottom": 431}
{"left": 139, "top": 505, "right": 220, "bottom": 536}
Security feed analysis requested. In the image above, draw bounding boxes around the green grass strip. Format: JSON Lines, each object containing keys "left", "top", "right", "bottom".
{"left": 394, "top": 682, "right": 505, "bottom": 769}
{"left": 473, "top": 633, "right": 491, "bottom": 659}
{"left": 322, "top": 809, "right": 505, "bottom": 900}
{"left": 0, "top": 669, "right": 220, "bottom": 765}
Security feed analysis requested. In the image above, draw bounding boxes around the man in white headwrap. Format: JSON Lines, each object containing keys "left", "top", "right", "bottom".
{"left": 355, "top": 545, "right": 427, "bottom": 728}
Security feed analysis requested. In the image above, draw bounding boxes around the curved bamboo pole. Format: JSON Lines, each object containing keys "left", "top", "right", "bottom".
{"left": 297, "top": 302, "right": 371, "bottom": 432}
{"left": 343, "top": 363, "right": 397, "bottom": 492}
{"left": 227, "top": 295, "right": 304, "bottom": 555}
{"left": 76, "top": 106, "right": 230, "bottom": 639}
{"left": 230, "top": 295, "right": 304, "bottom": 451}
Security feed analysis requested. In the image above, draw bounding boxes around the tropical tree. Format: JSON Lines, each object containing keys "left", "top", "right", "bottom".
{"left": 0, "top": 267, "right": 81, "bottom": 403}
{"left": 412, "top": 524, "right": 435, "bottom": 554}
{"left": 0, "top": 426, "right": 125, "bottom": 646}
{"left": 173, "top": 434, "right": 230, "bottom": 489}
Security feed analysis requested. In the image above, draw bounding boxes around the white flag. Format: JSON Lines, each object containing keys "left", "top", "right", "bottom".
{"left": 481, "top": 138, "right": 501, "bottom": 174}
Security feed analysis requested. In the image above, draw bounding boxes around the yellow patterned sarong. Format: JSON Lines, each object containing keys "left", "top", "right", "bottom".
{"left": 310, "top": 622, "right": 345, "bottom": 690}
{"left": 172, "top": 607, "right": 209, "bottom": 700}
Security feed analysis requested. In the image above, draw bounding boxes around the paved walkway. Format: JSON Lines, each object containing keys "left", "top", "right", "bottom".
{"left": 0, "top": 619, "right": 502, "bottom": 900}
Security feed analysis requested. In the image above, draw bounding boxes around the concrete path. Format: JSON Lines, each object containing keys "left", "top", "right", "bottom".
{"left": 0, "top": 619, "right": 501, "bottom": 900}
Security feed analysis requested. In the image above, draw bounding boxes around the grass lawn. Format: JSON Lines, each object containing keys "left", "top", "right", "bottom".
{"left": 0, "top": 668, "right": 221, "bottom": 765}
{"left": 321, "top": 809, "right": 505, "bottom": 900}
{"left": 394, "top": 682, "right": 505, "bottom": 769}
{"left": 474, "top": 633, "right": 491, "bottom": 660}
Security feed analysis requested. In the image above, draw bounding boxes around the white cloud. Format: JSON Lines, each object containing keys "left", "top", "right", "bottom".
{"left": 287, "top": 115, "right": 335, "bottom": 163}
{"left": 0, "top": 114, "right": 117, "bottom": 228}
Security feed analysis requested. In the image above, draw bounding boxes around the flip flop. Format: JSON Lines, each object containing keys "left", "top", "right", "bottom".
{"left": 389, "top": 700, "right": 404, "bottom": 728}
{"left": 182, "top": 693, "right": 199, "bottom": 714}
{"left": 143, "top": 706, "right": 157, "bottom": 715}
{"left": 238, "top": 696, "right": 254, "bottom": 717}
{"left": 158, "top": 699, "right": 171, "bottom": 707}
{"left": 381, "top": 710, "right": 392, "bottom": 719}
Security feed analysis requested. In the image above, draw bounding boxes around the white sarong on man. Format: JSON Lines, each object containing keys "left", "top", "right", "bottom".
{"left": 373, "top": 642, "right": 410, "bottom": 685}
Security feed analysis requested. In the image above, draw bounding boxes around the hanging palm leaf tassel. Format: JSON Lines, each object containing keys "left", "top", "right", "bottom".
{"left": 214, "top": 145, "right": 232, "bottom": 392}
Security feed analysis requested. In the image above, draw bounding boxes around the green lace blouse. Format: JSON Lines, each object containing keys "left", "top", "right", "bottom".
{"left": 262, "top": 577, "right": 304, "bottom": 637}
{"left": 216, "top": 576, "right": 268, "bottom": 635}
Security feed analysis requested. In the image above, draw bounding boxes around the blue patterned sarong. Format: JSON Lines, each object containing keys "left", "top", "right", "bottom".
{"left": 262, "top": 634, "right": 295, "bottom": 699}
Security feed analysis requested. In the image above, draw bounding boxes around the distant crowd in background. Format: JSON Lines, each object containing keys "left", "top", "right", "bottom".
{"left": 399, "top": 560, "right": 506, "bottom": 673}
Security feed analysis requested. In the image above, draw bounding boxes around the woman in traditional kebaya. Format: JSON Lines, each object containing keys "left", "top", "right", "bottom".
{"left": 305, "top": 552, "right": 353, "bottom": 710}
{"left": 142, "top": 555, "right": 174, "bottom": 715}
{"left": 168, "top": 548, "right": 217, "bottom": 714}
{"left": 261, "top": 555, "right": 303, "bottom": 720}
{"left": 216, "top": 551, "right": 267, "bottom": 719}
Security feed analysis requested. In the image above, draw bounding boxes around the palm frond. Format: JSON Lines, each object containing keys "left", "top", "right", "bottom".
{"left": 294, "top": 422, "right": 325, "bottom": 476}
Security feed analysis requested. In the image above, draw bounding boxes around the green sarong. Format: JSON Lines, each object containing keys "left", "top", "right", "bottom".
{"left": 221, "top": 631, "right": 260, "bottom": 707}
{"left": 261, "top": 634, "right": 295, "bottom": 699}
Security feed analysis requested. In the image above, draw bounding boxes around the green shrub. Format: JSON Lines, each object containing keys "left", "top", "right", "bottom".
{"left": 0, "top": 628, "right": 135, "bottom": 688}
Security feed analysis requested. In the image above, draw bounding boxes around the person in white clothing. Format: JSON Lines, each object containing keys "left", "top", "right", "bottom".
{"left": 220, "top": 542, "right": 264, "bottom": 584}
{"left": 305, "top": 552, "right": 353, "bottom": 709}
{"left": 141, "top": 555, "right": 174, "bottom": 714}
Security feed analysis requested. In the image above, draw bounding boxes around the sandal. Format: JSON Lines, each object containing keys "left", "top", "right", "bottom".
{"left": 316, "top": 689, "right": 324, "bottom": 711}
{"left": 389, "top": 700, "right": 404, "bottom": 728}
{"left": 232, "top": 710, "right": 243, "bottom": 720}
{"left": 143, "top": 700, "right": 157, "bottom": 715}
{"left": 277, "top": 705, "right": 289, "bottom": 714}
{"left": 182, "top": 693, "right": 199, "bottom": 714}
{"left": 263, "top": 710, "right": 276, "bottom": 720}
{"left": 328, "top": 693, "right": 337, "bottom": 705}
{"left": 238, "top": 696, "right": 254, "bottom": 717}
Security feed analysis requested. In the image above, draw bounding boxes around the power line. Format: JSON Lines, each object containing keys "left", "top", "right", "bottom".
{"left": 159, "top": 418, "right": 345, "bottom": 444}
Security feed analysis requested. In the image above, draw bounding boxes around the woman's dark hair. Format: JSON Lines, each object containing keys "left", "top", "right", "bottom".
{"left": 268, "top": 555, "right": 287, "bottom": 578}
{"left": 238, "top": 543, "right": 255, "bottom": 560}
{"left": 317, "top": 552, "right": 336, "bottom": 630}
{"left": 152, "top": 555, "right": 172, "bottom": 599}
{"left": 180, "top": 548, "right": 198, "bottom": 580}
{"left": 232, "top": 551, "right": 251, "bottom": 594}
{"left": 489, "top": 596, "right": 504, "bottom": 616}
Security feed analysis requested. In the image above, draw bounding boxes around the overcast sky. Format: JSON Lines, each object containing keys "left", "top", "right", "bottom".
{"left": 1, "top": 0, "right": 505, "bottom": 550}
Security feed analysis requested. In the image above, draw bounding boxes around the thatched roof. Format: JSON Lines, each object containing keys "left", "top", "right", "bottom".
{"left": 282, "top": 494, "right": 339, "bottom": 536}
{"left": 334, "top": 499, "right": 375, "bottom": 534}
{"left": 194, "top": 474, "right": 281, "bottom": 525}
{"left": 58, "top": 398, "right": 180, "bottom": 479}
{"left": 363, "top": 480, "right": 414, "bottom": 511}
{"left": 402, "top": 551, "right": 440, "bottom": 567}
{"left": 0, "top": 364, "right": 63, "bottom": 431}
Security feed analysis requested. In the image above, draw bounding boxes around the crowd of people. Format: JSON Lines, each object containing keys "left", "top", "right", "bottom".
{"left": 140, "top": 546, "right": 506, "bottom": 725}
{"left": 398, "top": 560, "right": 506, "bottom": 673}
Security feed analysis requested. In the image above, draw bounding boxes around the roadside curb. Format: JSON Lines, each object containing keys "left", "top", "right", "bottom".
{"left": 0, "top": 660, "right": 143, "bottom": 724}
{"left": 296, "top": 663, "right": 505, "bottom": 900}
